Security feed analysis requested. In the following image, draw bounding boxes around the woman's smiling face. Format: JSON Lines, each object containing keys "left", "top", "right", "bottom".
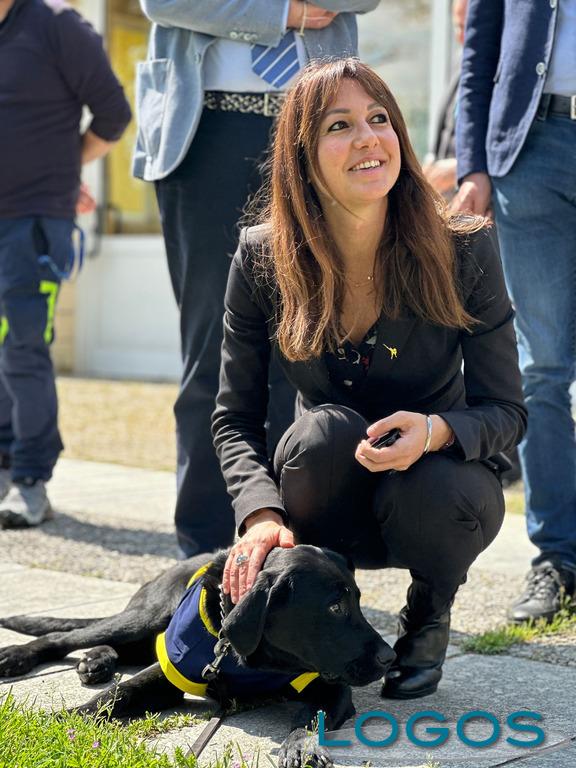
{"left": 314, "top": 79, "right": 402, "bottom": 213}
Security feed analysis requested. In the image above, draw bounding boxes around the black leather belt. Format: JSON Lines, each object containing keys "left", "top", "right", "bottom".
{"left": 203, "top": 91, "right": 286, "bottom": 118}
{"left": 539, "top": 93, "right": 576, "bottom": 120}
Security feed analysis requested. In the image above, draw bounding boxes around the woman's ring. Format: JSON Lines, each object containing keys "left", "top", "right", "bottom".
{"left": 235, "top": 553, "right": 249, "bottom": 566}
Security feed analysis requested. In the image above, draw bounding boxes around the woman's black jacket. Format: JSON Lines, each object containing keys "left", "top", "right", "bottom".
{"left": 212, "top": 223, "right": 527, "bottom": 532}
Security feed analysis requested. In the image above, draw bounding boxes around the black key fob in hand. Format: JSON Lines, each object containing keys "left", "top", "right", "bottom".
{"left": 371, "top": 427, "right": 401, "bottom": 449}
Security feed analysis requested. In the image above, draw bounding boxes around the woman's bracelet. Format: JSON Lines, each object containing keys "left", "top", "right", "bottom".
{"left": 443, "top": 432, "right": 455, "bottom": 449}
{"left": 422, "top": 415, "right": 433, "bottom": 455}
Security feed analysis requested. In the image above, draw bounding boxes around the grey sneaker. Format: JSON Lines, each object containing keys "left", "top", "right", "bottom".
{"left": 0, "top": 480, "right": 53, "bottom": 529}
{"left": 0, "top": 468, "right": 11, "bottom": 502}
{"left": 507, "top": 561, "right": 575, "bottom": 624}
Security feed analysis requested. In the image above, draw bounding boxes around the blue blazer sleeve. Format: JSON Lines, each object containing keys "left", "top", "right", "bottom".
{"left": 456, "top": 0, "right": 503, "bottom": 181}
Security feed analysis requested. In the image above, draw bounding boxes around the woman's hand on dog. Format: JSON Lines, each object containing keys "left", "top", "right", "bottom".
{"left": 224, "top": 510, "right": 295, "bottom": 604}
{"left": 355, "top": 411, "right": 453, "bottom": 472}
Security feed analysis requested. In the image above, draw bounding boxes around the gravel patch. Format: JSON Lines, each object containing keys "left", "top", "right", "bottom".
{"left": 355, "top": 566, "right": 523, "bottom": 635}
{"left": 355, "top": 567, "right": 576, "bottom": 667}
{"left": 0, "top": 510, "right": 179, "bottom": 584}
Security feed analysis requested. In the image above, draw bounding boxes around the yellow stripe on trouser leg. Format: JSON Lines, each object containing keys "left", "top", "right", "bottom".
{"left": 0, "top": 316, "right": 8, "bottom": 345}
{"left": 39, "top": 280, "right": 59, "bottom": 344}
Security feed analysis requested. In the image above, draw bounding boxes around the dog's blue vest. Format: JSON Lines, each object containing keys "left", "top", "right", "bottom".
{"left": 156, "top": 563, "right": 319, "bottom": 697}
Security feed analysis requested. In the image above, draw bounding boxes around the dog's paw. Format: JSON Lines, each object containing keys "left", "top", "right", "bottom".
{"left": 76, "top": 646, "right": 119, "bottom": 685}
{"left": 0, "top": 645, "right": 37, "bottom": 677}
{"left": 278, "top": 729, "right": 333, "bottom": 768}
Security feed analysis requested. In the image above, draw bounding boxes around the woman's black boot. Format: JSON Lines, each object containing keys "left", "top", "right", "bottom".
{"left": 381, "top": 580, "right": 454, "bottom": 700}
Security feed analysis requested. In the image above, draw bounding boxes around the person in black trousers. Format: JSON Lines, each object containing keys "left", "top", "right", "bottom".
{"left": 212, "top": 59, "right": 527, "bottom": 699}
{"left": 154, "top": 111, "right": 294, "bottom": 556}
{"left": 137, "top": 0, "right": 380, "bottom": 558}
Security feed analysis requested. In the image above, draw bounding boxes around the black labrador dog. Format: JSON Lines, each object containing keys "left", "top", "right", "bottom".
{"left": 0, "top": 545, "right": 394, "bottom": 766}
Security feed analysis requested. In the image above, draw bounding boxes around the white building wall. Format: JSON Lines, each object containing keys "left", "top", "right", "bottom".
{"left": 71, "top": 0, "right": 181, "bottom": 381}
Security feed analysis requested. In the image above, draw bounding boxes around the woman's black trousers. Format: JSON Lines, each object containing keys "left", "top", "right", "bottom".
{"left": 273, "top": 404, "right": 505, "bottom": 602}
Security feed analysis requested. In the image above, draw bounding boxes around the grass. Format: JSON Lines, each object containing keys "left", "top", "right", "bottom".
{"left": 0, "top": 693, "right": 196, "bottom": 768}
{"left": 57, "top": 376, "right": 178, "bottom": 473}
{"left": 0, "top": 693, "right": 267, "bottom": 768}
{"left": 462, "top": 603, "right": 576, "bottom": 655}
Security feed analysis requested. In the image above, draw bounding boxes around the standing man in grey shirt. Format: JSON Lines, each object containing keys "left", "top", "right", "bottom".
{"left": 134, "top": 0, "right": 380, "bottom": 558}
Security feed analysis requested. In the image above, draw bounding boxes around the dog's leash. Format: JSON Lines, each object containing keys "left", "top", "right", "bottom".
{"left": 186, "top": 705, "right": 227, "bottom": 758}
{"left": 185, "top": 586, "right": 233, "bottom": 759}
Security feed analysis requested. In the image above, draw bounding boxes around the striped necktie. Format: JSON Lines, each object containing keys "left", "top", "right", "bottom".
{"left": 250, "top": 31, "right": 300, "bottom": 89}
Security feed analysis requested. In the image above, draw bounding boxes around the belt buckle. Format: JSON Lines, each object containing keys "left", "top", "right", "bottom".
{"left": 571, "top": 95, "right": 576, "bottom": 120}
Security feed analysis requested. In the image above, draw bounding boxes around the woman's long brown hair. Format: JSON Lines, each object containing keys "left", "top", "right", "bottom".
{"left": 252, "top": 58, "right": 482, "bottom": 362}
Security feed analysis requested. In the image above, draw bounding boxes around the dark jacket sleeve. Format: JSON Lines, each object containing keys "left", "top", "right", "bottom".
{"left": 212, "top": 233, "right": 286, "bottom": 532}
{"left": 437, "top": 227, "right": 527, "bottom": 460}
{"left": 51, "top": 8, "right": 132, "bottom": 142}
{"left": 456, "top": 0, "right": 503, "bottom": 181}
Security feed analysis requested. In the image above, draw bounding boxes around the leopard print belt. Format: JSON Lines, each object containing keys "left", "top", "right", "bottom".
{"left": 203, "top": 91, "right": 286, "bottom": 118}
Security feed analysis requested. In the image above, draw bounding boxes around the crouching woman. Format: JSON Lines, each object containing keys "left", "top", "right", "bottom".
{"left": 212, "top": 58, "right": 526, "bottom": 700}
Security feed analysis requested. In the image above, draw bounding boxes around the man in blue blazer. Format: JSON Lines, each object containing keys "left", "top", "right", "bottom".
{"left": 453, "top": 0, "right": 576, "bottom": 623}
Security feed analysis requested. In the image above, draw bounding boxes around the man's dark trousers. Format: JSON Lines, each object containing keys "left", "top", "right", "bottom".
{"left": 155, "top": 108, "right": 295, "bottom": 557}
{"left": 0, "top": 217, "right": 70, "bottom": 480}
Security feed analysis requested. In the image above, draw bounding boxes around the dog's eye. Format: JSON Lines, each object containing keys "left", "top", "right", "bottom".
{"left": 329, "top": 601, "right": 346, "bottom": 616}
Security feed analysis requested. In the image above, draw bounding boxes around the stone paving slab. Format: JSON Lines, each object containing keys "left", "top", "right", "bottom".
{"left": 0, "top": 563, "right": 137, "bottom": 705}
{"left": 0, "top": 561, "right": 27, "bottom": 575}
{"left": 472, "top": 513, "right": 539, "bottom": 576}
{"left": 0, "top": 661, "right": 142, "bottom": 711}
{"left": 517, "top": 742, "right": 576, "bottom": 767}
{"left": 49, "top": 458, "right": 176, "bottom": 524}
{"left": 340, "top": 654, "right": 576, "bottom": 766}
{"left": 0, "top": 564, "right": 136, "bottom": 616}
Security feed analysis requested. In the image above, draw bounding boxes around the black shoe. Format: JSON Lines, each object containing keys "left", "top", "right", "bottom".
{"left": 381, "top": 581, "right": 453, "bottom": 700}
{"left": 507, "top": 561, "right": 576, "bottom": 624}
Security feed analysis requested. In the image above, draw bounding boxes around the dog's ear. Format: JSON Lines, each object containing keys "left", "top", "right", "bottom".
{"left": 221, "top": 571, "right": 273, "bottom": 657}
